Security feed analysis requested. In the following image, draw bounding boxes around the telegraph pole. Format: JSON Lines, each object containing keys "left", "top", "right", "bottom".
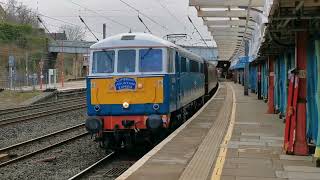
{"left": 25, "top": 51, "right": 29, "bottom": 86}
{"left": 61, "top": 41, "right": 64, "bottom": 87}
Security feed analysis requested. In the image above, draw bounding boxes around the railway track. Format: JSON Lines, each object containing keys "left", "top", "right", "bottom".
{"left": 68, "top": 152, "right": 115, "bottom": 180}
{"left": 0, "top": 103, "right": 87, "bottom": 126}
{"left": 0, "top": 96, "right": 85, "bottom": 116}
{"left": 56, "top": 90, "right": 85, "bottom": 99}
{"left": 0, "top": 124, "right": 87, "bottom": 167}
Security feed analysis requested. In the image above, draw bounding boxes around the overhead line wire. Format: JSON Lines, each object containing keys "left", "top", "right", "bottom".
{"left": 153, "top": 0, "right": 186, "bottom": 30}
{"left": 79, "top": 16, "right": 99, "bottom": 41}
{"left": 68, "top": 0, "right": 131, "bottom": 30}
{"left": 187, "top": 16, "right": 209, "bottom": 48}
{"left": 119, "top": 0, "right": 168, "bottom": 31}
{"left": 0, "top": 1, "right": 102, "bottom": 35}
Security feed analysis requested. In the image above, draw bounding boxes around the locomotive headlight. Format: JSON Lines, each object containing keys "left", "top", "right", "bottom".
{"left": 123, "top": 102, "right": 130, "bottom": 109}
{"left": 153, "top": 104, "right": 160, "bottom": 110}
{"left": 137, "top": 83, "right": 143, "bottom": 89}
{"left": 94, "top": 105, "right": 101, "bottom": 112}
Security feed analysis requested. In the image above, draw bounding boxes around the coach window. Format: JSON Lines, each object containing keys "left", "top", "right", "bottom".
{"left": 190, "top": 60, "right": 199, "bottom": 73}
{"left": 200, "top": 63, "right": 204, "bottom": 73}
{"left": 118, "top": 49, "right": 136, "bottom": 73}
{"left": 92, "top": 50, "right": 115, "bottom": 73}
{"left": 167, "top": 49, "right": 175, "bottom": 73}
{"left": 181, "top": 57, "right": 187, "bottom": 72}
{"left": 139, "top": 48, "right": 163, "bottom": 72}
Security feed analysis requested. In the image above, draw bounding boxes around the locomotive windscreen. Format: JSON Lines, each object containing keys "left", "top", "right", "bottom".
{"left": 92, "top": 50, "right": 115, "bottom": 73}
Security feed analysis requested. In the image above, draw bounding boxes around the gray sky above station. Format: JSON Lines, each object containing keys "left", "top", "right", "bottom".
{"left": 3, "top": 0, "right": 216, "bottom": 47}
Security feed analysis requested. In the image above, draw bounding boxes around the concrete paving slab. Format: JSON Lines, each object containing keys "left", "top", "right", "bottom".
{"left": 277, "top": 171, "right": 320, "bottom": 179}
{"left": 224, "top": 157, "right": 273, "bottom": 165}
{"left": 272, "top": 159, "right": 316, "bottom": 169}
{"left": 236, "top": 177, "right": 285, "bottom": 180}
{"left": 284, "top": 166, "right": 320, "bottom": 173}
{"left": 280, "top": 155, "right": 313, "bottom": 161}
{"left": 260, "top": 136, "right": 284, "bottom": 141}
{"left": 228, "top": 141, "right": 266, "bottom": 146}
{"left": 241, "top": 133, "right": 280, "bottom": 137}
{"left": 220, "top": 175, "right": 236, "bottom": 180}
{"left": 235, "top": 122, "right": 260, "bottom": 125}
{"left": 221, "top": 167, "right": 276, "bottom": 177}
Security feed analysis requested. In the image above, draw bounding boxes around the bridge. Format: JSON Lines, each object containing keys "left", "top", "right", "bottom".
{"left": 47, "top": 40, "right": 219, "bottom": 62}
{"left": 48, "top": 40, "right": 96, "bottom": 54}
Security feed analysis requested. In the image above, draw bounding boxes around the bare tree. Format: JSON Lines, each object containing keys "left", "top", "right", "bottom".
{"left": 5, "top": 0, "right": 17, "bottom": 22}
{"left": 15, "top": 3, "right": 38, "bottom": 26}
{"left": 59, "top": 25, "right": 86, "bottom": 41}
{"left": 4, "top": 0, "right": 38, "bottom": 27}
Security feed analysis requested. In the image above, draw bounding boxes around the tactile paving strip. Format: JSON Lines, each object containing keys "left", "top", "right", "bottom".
{"left": 179, "top": 84, "right": 233, "bottom": 180}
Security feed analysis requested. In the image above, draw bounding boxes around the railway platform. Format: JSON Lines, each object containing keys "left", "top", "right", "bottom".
{"left": 117, "top": 82, "right": 319, "bottom": 180}
{"left": 6, "top": 80, "right": 86, "bottom": 92}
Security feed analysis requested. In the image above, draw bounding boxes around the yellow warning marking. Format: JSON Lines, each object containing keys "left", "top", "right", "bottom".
{"left": 211, "top": 84, "right": 236, "bottom": 180}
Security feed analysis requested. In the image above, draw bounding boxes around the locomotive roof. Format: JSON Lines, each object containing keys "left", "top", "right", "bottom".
{"left": 90, "top": 32, "right": 204, "bottom": 63}
{"left": 90, "top": 33, "right": 176, "bottom": 49}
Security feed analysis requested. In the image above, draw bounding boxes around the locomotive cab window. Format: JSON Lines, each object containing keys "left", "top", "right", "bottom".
{"left": 118, "top": 49, "right": 136, "bottom": 73}
{"left": 139, "top": 48, "right": 163, "bottom": 72}
{"left": 92, "top": 50, "right": 115, "bottom": 73}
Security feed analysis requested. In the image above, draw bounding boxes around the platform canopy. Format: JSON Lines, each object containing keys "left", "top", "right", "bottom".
{"left": 189, "top": 0, "right": 272, "bottom": 61}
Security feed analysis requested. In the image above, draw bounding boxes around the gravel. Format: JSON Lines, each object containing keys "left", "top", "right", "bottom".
{"left": 78, "top": 151, "right": 146, "bottom": 180}
{"left": 1, "top": 126, "right": 86, "bottom": 159}
{"left": 0, "top": 108, "right": 87, "bottom": 148}
{"left": 0, "top": 135, "right": 107, "bottom": 180}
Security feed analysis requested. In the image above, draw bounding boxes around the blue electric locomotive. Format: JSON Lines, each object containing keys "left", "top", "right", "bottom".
{"left": 85, "top": 33, "right": 218, "bottom": 149}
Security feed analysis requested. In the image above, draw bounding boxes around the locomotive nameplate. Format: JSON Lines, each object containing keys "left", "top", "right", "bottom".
{"left": 114, "top": 77, "right": 137, "bottom": 91}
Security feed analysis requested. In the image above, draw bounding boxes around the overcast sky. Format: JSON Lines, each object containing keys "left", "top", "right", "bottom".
{"left": 1, "top": 0, "right": 216, "bottom": 47}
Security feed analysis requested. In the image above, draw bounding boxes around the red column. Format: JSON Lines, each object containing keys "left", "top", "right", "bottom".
{"left": 267, "top": 56, "right": 275, "bottom": 113}
{"left": 293, "top": 31, "right": 308, "bottom": 155}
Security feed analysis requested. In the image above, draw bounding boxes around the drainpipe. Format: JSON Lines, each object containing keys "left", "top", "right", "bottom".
{"left": 258, "top": 63, "right": 262, "bottom": 100}
{"left": 267, "top": 56, "right": 275, "bottom": 113}
{"left": 314, "top": 40, "right": 320, "bottom": 160}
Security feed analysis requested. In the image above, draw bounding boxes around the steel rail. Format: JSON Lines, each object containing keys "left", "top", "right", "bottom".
{"left": 0, "top": 123, "right": 85, "bottom": 152}
{"left": 0, "top": 97, "right": 85, "bottom": 116}
{"left": 56, "top": 91, "right": 86, "bottom": 97}
{"left": 0, "top": 103, "right": 87, "bottom": 126}
{"left": 67, "top": 152, "right": 115, "bottom": 180}
{"left": 0, "top": 132, "right": 89, "bottom": 167}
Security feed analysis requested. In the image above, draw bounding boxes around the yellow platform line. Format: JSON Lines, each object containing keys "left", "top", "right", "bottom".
{"left": 211, "top": 84, "right": 236, "bottom": 180}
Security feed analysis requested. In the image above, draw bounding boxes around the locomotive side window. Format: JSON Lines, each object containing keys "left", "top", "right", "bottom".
{"left": 181, "top": 57, "right": 187, "bottom": 72}
{"left": 118, "top": 50, "right": 136, "bottom": 73}
{"left": 139, "top": 48, "right": 163, "bottom": 72}
{"left": 92, "top": 50, "right": 115, "bottom": 73}
{"left": 190, "top": 60, "right": 199, "bottom": 73}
